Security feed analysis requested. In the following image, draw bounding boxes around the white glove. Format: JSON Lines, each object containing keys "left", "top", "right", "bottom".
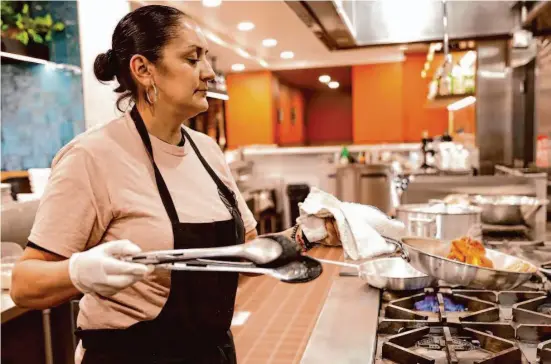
{"left": 69, "top": 240, "right": 153, "bottom": 297}
{"left": 296, "top": 215, "right": 328, "bottom": 242}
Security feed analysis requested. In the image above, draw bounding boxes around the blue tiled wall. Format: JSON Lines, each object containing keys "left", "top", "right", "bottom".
{"left": 1, "top": 1, "right": 84, "bottom": 171}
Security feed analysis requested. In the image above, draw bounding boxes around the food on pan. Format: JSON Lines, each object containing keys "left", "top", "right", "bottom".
{"left": 447, "top": 237, "right": 494, "bottom": 269}
{"left": 504, "top": 261, "right": 536, "bottom": 273}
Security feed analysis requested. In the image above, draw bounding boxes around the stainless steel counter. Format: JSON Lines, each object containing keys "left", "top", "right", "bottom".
{"left": 1, "top": 291, "right": 30, "bottom": 324}
{"left": 301, "top": 276, "right": 380, "bottom": 364}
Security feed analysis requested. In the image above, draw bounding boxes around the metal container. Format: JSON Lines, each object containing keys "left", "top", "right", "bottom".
{"left": 335, "top": 164, "right": 393, "bottom": 214}
{"left": 396, "top": 202, "right": 482, "bottom": 240}
{"left": 471, "top": 194, "right": 549, "bottom": 225}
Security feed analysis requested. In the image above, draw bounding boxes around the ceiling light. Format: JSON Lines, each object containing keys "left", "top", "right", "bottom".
{"left": 319, "top": 75, "right": 331, "bottom": 83}
{"left": 235, "top": 48, "right": 251, "bottom": 59}
{"left": 237, "top": 22, "right": 255, "bottom": 31}
{"left": 280, "top": 51, "right": 294, "bottom": 59}
{"left": 231, "top": 64, "right": 245, "bottom": 72}
{"left": 399, "top": 45, "right": 408, "bottom": 51}
{"left": 459, "top": 50, "right": 477, "bottom": 69}
{"left": 259, "top": 59, "right": 269, "bottom": 68}
{"left": 202, "top": 0, "right": 222, "bottom": 7}
{"left": 328, "top": 81, "right": 340, "bottom": 89}
{"left": 262, "top": 38, "right": 277, "bottom": 48}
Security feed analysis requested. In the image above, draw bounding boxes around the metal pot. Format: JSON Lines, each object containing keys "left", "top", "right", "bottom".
{"left": 396, "top": 202, "right": 481, "bottom": 240}
{"left": 470, "top": 195, "right": 549, "bottom": 225}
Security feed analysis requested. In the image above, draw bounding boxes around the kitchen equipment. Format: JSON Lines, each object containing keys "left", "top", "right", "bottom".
{"left": 335, "top": 164, "right": 394, "bottom": 215}
{"left": 126, "top": 237, "right": 284, "bottom": 265}
{"left": 399, "top": 236, "right": 548, "bottom": 290}
{"left": 396, "top": 201, "right": 482, "bottom": 240}
{"left": 471, "top": 194, "right": 549, "bottom": 225}
{"left": 1, "top": 183, "right": 13, "bottom": 204}
{"left": 156, "top": 255, "right": 322, "bottom": 284}
{"left": 316, "top": 257, "right": 436, "bottom": 291}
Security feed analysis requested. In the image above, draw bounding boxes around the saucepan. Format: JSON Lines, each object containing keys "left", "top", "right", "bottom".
{"left": 470, "top": 194, "right": 549, "bottom": 225}
{"left": 397, "top": 236, "right": 550, "bottom": 290}
{"left": 316, "top": 257, "right": 437, "bottom": 291}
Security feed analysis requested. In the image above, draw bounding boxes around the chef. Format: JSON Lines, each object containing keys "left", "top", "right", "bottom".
{"left": 10, "top": 5, "right": 339, "bottom": 364}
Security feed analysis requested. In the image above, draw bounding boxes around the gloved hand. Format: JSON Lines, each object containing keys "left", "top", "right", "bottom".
{"left": 297, "top": 216, "right": 341, "bottom": 247}
{"left": 254, "top": 234, "right": 302, "bottom": 269}
{"left": 68, "top": 240, "right": 153, "bottom": 297}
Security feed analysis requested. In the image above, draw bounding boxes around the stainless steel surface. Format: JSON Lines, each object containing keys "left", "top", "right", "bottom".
{"left": 128, "top": 237, "right": 283, "bottom": 265}
{"left": 42, "top": 309, "right": 53, "bottom": 364}
{"left": 1, "top": 291, "right": 30, "bottom": 324}
{"left": 396, "top": 202, "right": 481, "bottom": 240}
{"left": 316, "top": 257, "right": 436, "bottom": 291}
{"left": 335, "top": 164, "right": 393, "bottom": 214}
{"left": 300, "top": 277, "right": 379, "bottom": 364}
{"left": 400, "top": 237, "right": 537, "bottom": 290}
{"left": 157, "top": 256, "right": 323, "bottom": 284}
{"left": 1, "top": 200, "right": 40, "bottom": 248}
{"left": 471, "top": 194, "right": 549, "bottom": 225}
{"left": 476, "top": 40, "right": 514, "bottom": 174}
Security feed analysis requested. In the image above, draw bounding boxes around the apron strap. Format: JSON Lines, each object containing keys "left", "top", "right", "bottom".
{"left": 131, "top": 107, "right": 180, "bottom": 224}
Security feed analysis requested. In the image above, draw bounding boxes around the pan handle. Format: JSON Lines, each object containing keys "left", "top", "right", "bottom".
{"left": 383, "top": 236, "right": 410, "bottom": 262}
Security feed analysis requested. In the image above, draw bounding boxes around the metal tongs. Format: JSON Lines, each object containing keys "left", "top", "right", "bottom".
{"left": 121, "top": 237, "right": 323, "bottom": 283}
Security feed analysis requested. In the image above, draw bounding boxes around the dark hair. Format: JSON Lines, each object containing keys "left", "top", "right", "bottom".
{"left": 93, "top": 5, "right": 186, "bottom": 111}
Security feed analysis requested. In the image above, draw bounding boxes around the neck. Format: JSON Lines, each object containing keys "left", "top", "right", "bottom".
{"left": 136, "top": 101, "right": 185, "bottom": 145}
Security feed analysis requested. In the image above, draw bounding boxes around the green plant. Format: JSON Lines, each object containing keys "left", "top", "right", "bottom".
{"left": 1, "top": 1, "right": 65, "bottom": 45}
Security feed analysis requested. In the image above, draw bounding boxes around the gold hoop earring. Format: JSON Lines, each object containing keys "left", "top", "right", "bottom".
{"left": 146, "top": 82, "right": 158, "bottom": 105}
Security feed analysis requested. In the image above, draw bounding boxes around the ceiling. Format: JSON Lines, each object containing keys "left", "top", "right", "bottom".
{"left": 274, "top": 66, "right": 351, "bottom": 92}
{"left": 134, "top": 0, "right": 405, "bottom": 74}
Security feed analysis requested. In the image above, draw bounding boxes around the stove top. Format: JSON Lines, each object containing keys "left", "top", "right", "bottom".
{"left": 375, "top": 286, "right": 551, "bottom": 363}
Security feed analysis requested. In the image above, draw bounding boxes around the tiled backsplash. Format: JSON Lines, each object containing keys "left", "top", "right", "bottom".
{"left": 1, "top": 1, "right": 84, "bottom": 171}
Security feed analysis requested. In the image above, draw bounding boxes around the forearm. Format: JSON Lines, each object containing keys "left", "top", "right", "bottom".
{"left": 11, "top": 259, "right": 80, "bottom": 309}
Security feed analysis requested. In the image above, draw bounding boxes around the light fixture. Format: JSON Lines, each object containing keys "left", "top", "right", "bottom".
{"left": 280, "top": 51, "right": 294, "bottom": 59}
{"left": 259, "top": 59, "right": 269, "bottom": 68}
{"left": 424, "top": 62, "right": 430, "bottom": 71}
{"left": 235, "top": 48, "right": 251, "bottom": 59}
{"left": 231, "top": 63, "right": 245, "bottom": 72}
{"left": 421, "top": 70, "right": 427, "bottom": 78}
{"left": 399, "top": 45, "right": 408, "bottom": 51}
{"left": 328, "top": 81, "right": 340, "bottom": 89}
{"left": 318, "top": 75, "right": 331, "bottom": 83}
{"left": 262, "top": 38, "right": 277, "bottom": 47}
{"left": 204, "top": 31, "right": 225, "bottom": 46}
{"left": 202, "top": 0, "right": 222, "bottom": 7}
{"left": 447, "top": 96, "right": 476, "bottom": 111}
{"left": 206, "top": 91, "right": 229, "bottom": 101}
{"left": 237, "top": 22, "right": 255, "bottom": 31}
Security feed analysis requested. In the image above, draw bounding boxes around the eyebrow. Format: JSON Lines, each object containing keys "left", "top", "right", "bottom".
{"left": 183, "top": 45, "right": 207, "bottom": 55}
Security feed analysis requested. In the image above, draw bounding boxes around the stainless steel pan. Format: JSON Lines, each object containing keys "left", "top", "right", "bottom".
{"left": 316, "top": 257, "right": 436, "bottom": 290}
{"left": 398, "top": 236, "right": 549, "bottom": 290}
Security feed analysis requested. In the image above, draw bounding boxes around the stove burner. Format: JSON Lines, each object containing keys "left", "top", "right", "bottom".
{"left": 415, "top": 295, "right": 466, "bottom": 313}
{"left": 416, "top": 336, "right": 479, "bottom": 351}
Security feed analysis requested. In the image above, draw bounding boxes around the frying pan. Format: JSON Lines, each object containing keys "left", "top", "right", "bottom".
{"left": 398, "top": 236, "right": 548, "bottom": 290}
{"left": 316, "top": 257, "right": 437, "bottom": 291}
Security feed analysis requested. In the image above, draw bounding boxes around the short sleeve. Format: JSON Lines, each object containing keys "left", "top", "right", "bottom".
{"left": 28, "top": 144, "right": 113, "bottom": 258}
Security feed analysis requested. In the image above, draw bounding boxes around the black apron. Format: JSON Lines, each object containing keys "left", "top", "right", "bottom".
{"left": 76, "top": 106, "right": 245, "bottom": 364}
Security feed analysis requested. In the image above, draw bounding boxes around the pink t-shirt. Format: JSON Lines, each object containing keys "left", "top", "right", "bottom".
{"left": 29, "top": 113, "right": 257, "bottom": 332}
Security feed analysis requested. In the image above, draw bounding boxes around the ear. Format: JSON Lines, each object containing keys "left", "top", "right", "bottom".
{"left": 129, "top": 54, "right": 154, "bottom": 88}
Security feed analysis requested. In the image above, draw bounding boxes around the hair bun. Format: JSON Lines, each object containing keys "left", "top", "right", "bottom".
{"left": 94, "top": 49, "right": 117, "bottom": 82}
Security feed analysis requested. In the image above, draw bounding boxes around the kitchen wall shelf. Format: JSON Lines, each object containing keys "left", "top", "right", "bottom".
{"left": 425, "top": 93, "right": 475, "bottom": 109}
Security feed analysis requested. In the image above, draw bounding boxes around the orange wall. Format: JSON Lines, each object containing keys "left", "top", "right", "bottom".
{"left": 225, "top": 71, "right": 275, "bottom": 148}
{"left": 306, "top": 90, "right": 353, "bottom": 145}
{"left": 352, "top": 63, "right": 404, "bottom": 143}
{"left": 453, "top": 103, "right": 476, "bottom": 134}
{"left": 276, "top": 83, "right": 305, "bottom": 145}
{"left": 402, "top": 54, "right": 448, "bottom": 141}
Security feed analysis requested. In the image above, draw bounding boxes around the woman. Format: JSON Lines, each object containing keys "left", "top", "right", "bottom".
{"left": 10, "top": 5, "right": 338, "bottom": 364}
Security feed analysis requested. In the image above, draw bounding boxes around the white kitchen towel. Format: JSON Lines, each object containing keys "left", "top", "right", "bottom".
{"left": 298, "top": 187, "right": 406, "bottom": 260}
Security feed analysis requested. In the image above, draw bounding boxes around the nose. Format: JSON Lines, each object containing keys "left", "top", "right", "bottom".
{"left": 200, "top": 58, "right": 216, "bottom": 84}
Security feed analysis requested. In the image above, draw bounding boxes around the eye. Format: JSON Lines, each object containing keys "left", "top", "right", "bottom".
{"left": 187, "top": 58, "right": 199, "bottom": 65}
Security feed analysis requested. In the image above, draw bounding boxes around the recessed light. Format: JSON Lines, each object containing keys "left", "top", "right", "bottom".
{"left": 231, "top": 64, "right": 245, "bottom": 72}
{"left": 262, "top": 38, "right": 277, "bottom": 47}
{"left": 202, "top": 0, "right": 222, "bottom": 7}
{"left": 235, "top": 48, "right": 251, "bottom": 59}
{"left": 237, "top": 22, "right": 255, "bottom": 31}
{"left": 319, "top": 75, "right": 331, "bottom": 83}
{"left": 280, "top": 51, "right": 294, "bottom": 59}
{"left": 328, "top": 81, "right": 339, "bottom": 89}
